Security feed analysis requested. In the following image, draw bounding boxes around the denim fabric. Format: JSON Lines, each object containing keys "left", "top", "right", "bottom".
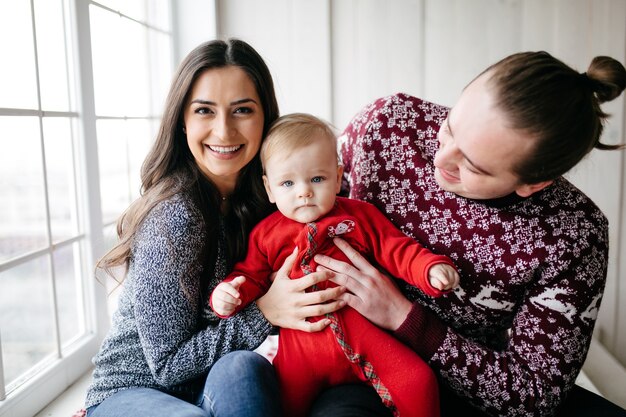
{"left": 88, "top": 351, "right": 280, "bottom": 417}
{"left": 199, "top": 351, "right": 281, "bottom": 416}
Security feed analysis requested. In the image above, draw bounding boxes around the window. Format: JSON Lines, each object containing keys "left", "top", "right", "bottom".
{"left": 0, "top": 1, "right": 173, "bottom": 416}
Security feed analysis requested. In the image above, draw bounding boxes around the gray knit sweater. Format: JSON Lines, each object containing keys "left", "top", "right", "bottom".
{"left": 85, "top": 193, "right": 273, "bottom": 408}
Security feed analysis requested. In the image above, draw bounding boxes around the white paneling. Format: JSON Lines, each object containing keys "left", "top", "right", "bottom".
{"left": 217, "top": 0, "right": 332, "bottom": 121}
{"left": 520, "top": 0, "right": 557, "bottom": 49}
{"left": 171, "top": 0, "right": 217, "bottom": 64}
{"left": 423, "top": 0, "right": 524, "bottom": 107}
{"left": 331, "top": 0, "right": 424, "bottom": 130}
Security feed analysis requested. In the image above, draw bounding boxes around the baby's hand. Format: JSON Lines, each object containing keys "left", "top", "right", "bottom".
{"left": 211, "top": 276, "right": 246, "bottom": 316}
{"left": 428, "top": 264, "right": 460, "bottom": 292}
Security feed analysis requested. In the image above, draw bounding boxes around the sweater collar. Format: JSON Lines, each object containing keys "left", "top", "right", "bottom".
{"left": 471, "top": 191, "right": 527, "bottom": 208}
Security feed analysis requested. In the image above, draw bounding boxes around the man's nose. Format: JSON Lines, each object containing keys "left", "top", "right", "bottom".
{"left": 434, "top": 138, "right": 461, "bottom": 168}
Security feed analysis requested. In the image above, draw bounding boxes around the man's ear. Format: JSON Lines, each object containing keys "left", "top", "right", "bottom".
{"left": 515, "top": 180, "right": 553, "bottom": 197}
{"left": 263, "top": 175, "right": 276, "bottom": 203}
{"left": 336, "top": 165, "right": 344, "bottom": 193}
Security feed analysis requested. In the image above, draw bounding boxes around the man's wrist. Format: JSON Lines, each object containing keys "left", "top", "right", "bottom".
{"left": 389, "top": 297, "right": 414, "bottom": 331}
{"left": 393, "top": 301, "right": 448, "bottom": 358}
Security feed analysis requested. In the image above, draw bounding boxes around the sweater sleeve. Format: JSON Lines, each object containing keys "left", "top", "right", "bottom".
{"left": 210, "top": 221, "right": 275, "bottom": 317}
{"left": 395, "top": 233, "right": 608, "bottom": 417}
{"left": 132, "top": 199, "right": 273, "bottom": 386}
{"left": 357, "top": 200, "right": 456, "bottom": 297}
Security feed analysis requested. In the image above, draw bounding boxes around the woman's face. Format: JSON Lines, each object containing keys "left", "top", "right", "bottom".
{"left": 433, "top": 73, "right": 544, "bottom": 200}
{"left": 183, "top": 66, "right": 264, "bottom": 196}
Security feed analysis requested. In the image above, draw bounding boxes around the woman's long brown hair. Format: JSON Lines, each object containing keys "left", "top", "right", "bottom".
{"left": 97, "top": 39, "right": 278, "bottom": 293}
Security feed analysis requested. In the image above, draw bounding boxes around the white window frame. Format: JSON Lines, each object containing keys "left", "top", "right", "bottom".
{"left": 0, "top": 1, "right": 178, "bottom": 416}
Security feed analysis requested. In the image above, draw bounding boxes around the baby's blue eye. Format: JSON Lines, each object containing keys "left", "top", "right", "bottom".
{"left": 282, "top": 180, "right": 294, "bottom": 187}
{"left": 311, "top": 176, "right": 324, "bottom": 183}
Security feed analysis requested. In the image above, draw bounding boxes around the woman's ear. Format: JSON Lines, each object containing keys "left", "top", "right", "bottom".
{"left": 515, "top": 180, "right": 553, "bottom": 197}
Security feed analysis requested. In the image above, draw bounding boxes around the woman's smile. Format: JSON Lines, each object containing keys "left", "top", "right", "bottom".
{"left": 206, "top": 144, "right": 245, "bottom": 159}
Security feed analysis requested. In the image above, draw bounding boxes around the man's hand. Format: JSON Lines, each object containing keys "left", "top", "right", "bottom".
{"left": 256, "top": 247, "right": 347, "bottom": 332}
{"left": 314, "top": 238, "right": 413, "bottom": 331}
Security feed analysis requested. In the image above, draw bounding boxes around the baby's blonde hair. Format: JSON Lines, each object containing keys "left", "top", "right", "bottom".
{"left": 260, "top": 113, "right": 338, "bottom": 172}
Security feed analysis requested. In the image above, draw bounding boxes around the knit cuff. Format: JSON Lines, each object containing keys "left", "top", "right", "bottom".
{"left": 394, "top": 301, "right": 448, "bottom": 359}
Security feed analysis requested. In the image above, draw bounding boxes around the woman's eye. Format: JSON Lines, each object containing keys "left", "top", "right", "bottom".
{"left": 195, "top": 107, "right": 213, "bottom": 115}
{"left": 311, "top": 176, "right": 324, "bottom": 183}
{"left": 234, "top": 106, "right": 253, "bottom": 114}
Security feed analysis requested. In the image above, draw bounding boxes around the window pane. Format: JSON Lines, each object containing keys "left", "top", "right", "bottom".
{"left": 149, "top": 0, "right": 171, "bottom": 31}
{"left": 101, "top": 224, "right": 123, "bottom": 314}
{"left": 118, "top": 1, "right": 148, "bottom": 24}
{"left": 150, "top": 31, "right": 173, "bottom": 113}
{"left": 92, "top": 0, "right": 170, "bottom": 30}
{"left": 97, "top": 119, "right": 130, "bottom": 224}
{"left": 43, "top": 117, "right": 81, "bottom": 242}
{"left": 127, "top": 119, "right": 154, "bottom": 200}
{"left": 90, "top": 6, "right": 123, "bottom": 116}
{"left": 34, "top": 0, "right": 72, "bottom": 111}
{"left": 0, "top": 256, "right": 56, "bottom": 389}
{"left": 54, "top": 243, "right": 86, "bottom": 346}
{"left": 0, "top": 117, "right": 48, "bottom": 262}
{"left": 90, "top": 7, "right": 151, "bottom": 117}
{"left": 121, "top": 20, "right": 151, "bottom": 116}
{"left": 94, "top": 0, "right": 122, "bottom": 10}
{"left": 0, "top": 1, "right": 38, "bottom": 109}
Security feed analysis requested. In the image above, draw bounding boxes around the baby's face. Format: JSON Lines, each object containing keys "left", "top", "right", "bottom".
{"left": 263, "top": 136, "right": 342, "bottom": 223}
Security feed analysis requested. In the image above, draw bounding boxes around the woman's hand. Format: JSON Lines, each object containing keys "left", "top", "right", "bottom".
{"left": 256, "top": 247, "right": 347, "bottom": 332}
{"left": 314, "top": 238, "right": 413, "bottom": 331}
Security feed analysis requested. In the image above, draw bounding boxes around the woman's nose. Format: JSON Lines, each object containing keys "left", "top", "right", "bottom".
{"left": 213, "top": 114, "right": 234, "bottom": 140}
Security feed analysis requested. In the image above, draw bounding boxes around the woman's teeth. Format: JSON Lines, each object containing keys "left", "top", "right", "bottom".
{"left": 208, "top": 145, "right": 242, "bottom": 154}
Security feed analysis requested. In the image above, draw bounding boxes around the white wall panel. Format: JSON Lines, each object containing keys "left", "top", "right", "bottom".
{"left": 424, "top": 0, "right": 525, "bottom": 107}
{"left": 217, "top": 0, "right": 332, "bottom": 121}
{"left": 331, "top": 0, "right": 424, "bottom": 129}
{"left": 172, "top": 0, "right": 217, "bottom": 63}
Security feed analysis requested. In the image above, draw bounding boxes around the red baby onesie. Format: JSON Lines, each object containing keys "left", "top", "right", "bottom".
{"left": 212, "top": 197, "right": 456, "bottom": 417}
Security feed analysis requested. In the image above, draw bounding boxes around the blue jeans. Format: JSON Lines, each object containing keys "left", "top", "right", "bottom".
{"left": 87, "top": 351, "right": 281, "bottom": 417}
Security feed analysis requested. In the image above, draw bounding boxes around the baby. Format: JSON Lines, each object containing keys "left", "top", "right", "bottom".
{"left": 211, "top": 113, "right": 459, "bottom": 417}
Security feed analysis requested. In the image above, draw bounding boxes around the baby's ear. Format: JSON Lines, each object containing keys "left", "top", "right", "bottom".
{"left": 263, "top": 175, "right": 276, "bottom": 203}
{"left": 336, "top": 165, "right": 344, "bottom": 193}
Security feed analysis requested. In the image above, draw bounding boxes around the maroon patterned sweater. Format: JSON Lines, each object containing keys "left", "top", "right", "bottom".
{"left": 340, "top": 93, "right": 609, "bottom": 417}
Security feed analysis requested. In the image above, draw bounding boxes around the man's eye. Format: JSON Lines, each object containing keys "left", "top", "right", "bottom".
{"left": 464, "top": 164, "right": 481, "bottom": 175}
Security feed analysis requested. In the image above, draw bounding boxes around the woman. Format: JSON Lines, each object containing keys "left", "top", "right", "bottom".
{"left": 84, "top": 39, "right": 344, "bottom": 417}
{"left": 312, "top": 52, "right": 626, "bottom": 416}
